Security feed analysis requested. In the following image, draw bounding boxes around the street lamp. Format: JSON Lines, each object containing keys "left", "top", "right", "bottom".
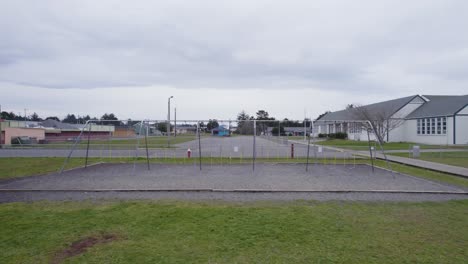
{"left": 167, "top": 96, "right": 173, "bottom": 146}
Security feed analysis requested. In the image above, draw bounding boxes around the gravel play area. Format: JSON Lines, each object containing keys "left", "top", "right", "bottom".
{"left": 1, "top": 163, "right": 466, "bottom": 203}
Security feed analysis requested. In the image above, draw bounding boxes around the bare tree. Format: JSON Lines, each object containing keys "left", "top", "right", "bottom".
{"left": 351, "top": 104, "right": 403, "bottom": 174}
{"left": 350, "top": 105, "right": 404, "bottom": 145}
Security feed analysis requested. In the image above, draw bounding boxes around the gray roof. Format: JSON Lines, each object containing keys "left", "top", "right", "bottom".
{"left": 406, "top": 95, "right": 468, "bottom": 119}
{"left": 317, "top": 95, "right": 419, "bottom": 122}
{"left": 39, "top": 119, "right": 79, "bottom": 130}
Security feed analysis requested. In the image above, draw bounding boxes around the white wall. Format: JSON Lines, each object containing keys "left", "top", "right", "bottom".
{"left": 455, "top": 113, "right": 468, "bottom": 145}
{"left": 387, "top": 96, "right": 425, "bottom": 143}
{"left": 388, "top": 122, "right": 406, "bottom": 142}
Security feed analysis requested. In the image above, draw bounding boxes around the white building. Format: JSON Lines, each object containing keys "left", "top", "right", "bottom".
{"left": 314, "top": 95, "right": 468, "bottom": 145}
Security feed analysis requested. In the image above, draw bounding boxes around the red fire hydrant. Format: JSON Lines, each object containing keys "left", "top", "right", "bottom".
{"left": 291, "top": 144, "right": 294, "bottom": 159}
{"left": 187, "top": 148, "right": 191, "bottom": 158}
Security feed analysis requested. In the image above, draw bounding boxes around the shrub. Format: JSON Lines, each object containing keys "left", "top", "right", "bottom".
{"left": 335, "top": 132, "right": 348, "bottom": 139}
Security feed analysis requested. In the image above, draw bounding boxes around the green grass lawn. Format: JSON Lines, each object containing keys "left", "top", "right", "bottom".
{"left": 372, "top": 159, "right": 468, "bottom": 188}
{"left": 390, "top": 152, "right": 468, "bottom": 169}
{"left": 316, "top": 139, "right": 450, "bottom": 151}
{"left": 0, "top": 200, "right": 467, "bottom": 263}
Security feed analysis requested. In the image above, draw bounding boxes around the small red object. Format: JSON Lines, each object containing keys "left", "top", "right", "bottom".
{"left": 187, "top": 148, "right": 191, "bottom": 158}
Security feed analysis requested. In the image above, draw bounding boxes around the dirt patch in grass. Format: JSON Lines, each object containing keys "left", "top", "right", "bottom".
{"left": 51, "top": 233, "right": 119, "bottom": 264}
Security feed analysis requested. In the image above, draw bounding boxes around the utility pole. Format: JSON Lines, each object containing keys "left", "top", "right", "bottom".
{"left": 304, "top": 119, "right": 307, "bottom": 141}
{"left": 174, "top": 107, "right": 177, "bottom": 138}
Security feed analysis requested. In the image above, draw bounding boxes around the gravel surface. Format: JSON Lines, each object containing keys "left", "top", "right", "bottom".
{"left": 1, "top": 191, "right": 467, "bottom": 203}
{"left": 1, "top": 163, "right": 466, "bottom": 203}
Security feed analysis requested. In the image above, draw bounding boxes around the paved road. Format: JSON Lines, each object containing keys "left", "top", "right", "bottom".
{"left": 0, "top": 136, "right": 348, "bottom": 159}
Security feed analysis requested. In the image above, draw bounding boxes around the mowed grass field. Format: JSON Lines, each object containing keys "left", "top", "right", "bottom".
{"left": 0, "top": 200, "right": 467, "bottom": 263}
{"left": 390, "top": 151, "right": 468, "bottom": 168}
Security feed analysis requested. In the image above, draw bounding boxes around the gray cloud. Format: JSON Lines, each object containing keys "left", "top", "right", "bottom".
{"left": 0, "top": 0, "right": 468, "bottom": 95}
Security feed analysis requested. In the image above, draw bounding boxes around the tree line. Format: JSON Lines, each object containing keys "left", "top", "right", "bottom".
{"left": 0, "top": 111, "right": 121, "bottom": 125}
{"left": 235, "top": 110, "right": 312, "bottom": 136}
{"left": 0, "top": 111, "right": 60, "bottom": 122}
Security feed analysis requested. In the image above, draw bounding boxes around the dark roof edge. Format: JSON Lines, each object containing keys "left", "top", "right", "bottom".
{"left": 454, "top": 103, "right": 468, "bottom": 115}
{"left": 388, "top": 95, "right": 422, "bottom": 118}
{"left": 315, "top": 94, "right": 421, "bottom": 122}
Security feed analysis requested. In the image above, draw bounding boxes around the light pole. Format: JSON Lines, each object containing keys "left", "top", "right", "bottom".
{"left": 167, "top": 96, "right": 173, "bottom": 147}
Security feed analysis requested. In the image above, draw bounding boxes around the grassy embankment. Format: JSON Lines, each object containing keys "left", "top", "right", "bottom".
{"left": 0, "top": 200, "right": 467, "bottom": 263}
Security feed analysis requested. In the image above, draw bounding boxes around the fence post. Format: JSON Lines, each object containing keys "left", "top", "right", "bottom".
{"left": 198, "top": 121, "right": 202, "bottom": 171}
{"left": 306, "top": 121, "right": 312, "bottom": 171}
{"left": 85, "top": 123, "right": 91, "bottom": 168}
{"left": 253, "top": 120, "right": 256, "bottom": 171}
{"left": 145, "top": 123, "right": 150, "bottom": 170}
{"left": 367, "top": 128, "right": 374, "bottom": 173}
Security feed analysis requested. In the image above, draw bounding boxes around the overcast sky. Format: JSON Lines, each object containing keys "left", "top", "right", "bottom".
{"left": 1, "top": 0, "right": 467, "bottom": 121}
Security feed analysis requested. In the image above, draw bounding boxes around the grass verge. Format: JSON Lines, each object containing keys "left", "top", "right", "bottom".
{"left": 372, "top": 160, "right": 468, "bottom": 188}
{"left": 389, "top": 152, "right": 468, "bottom": 168}
{"left": 315, "top": 139, "right": 454, "bottom": 151}
{"left": 0, "top": 200, "right": 467, "bottom": 263}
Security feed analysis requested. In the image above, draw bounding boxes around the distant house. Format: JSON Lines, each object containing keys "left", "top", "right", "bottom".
{"left": 41, "top": 120, "right": 114, "bottom": 142}
{"left": 0, "top": 119, "right": 114, "bottom": 144}
{"left": 132, "top": 123, "right": 163, "bottom": 136}
{"left": 266, "top": 127, "right": 307, "bottom": 136}
{"left": 314, "top": 95, "right": 468, "bottom": 145}
{"left": 114, "top": 126, "right": 137, "bottom": 138}
{"left": 175, "top": 125, "right": 197, "bottom": 135}
{"left": 212, "top": 126, "right": 230, "bottom": 136}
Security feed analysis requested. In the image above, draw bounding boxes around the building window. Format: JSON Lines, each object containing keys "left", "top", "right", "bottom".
{"left": 426, "top": 119, "right": 430, "bottom": 134}
{"left": 443, "top": 117, "right": 447, "bottom": 134}
{"left": 349, "top": 122, "right": 362, "bottom": 134}
{"left": 437, "top": 118, "right": 441, "bottom": 134}
{"left": 417, "top": 117, "right": 447, "bottom": 135}
{"left": 431, "top": 118, "right": 436, "bottom": 134}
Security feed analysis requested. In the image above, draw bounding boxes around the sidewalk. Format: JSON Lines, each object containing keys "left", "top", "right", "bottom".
{"left": 289, "top": 140, "right": 468, "bottom": 178}
{"left": 355, "top": 150, "right": 468, "bottom": 178}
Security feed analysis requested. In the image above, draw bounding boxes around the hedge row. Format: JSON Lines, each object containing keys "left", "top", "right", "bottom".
{"left": 317, "top": 132, "right": 348, "bottom": 139}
